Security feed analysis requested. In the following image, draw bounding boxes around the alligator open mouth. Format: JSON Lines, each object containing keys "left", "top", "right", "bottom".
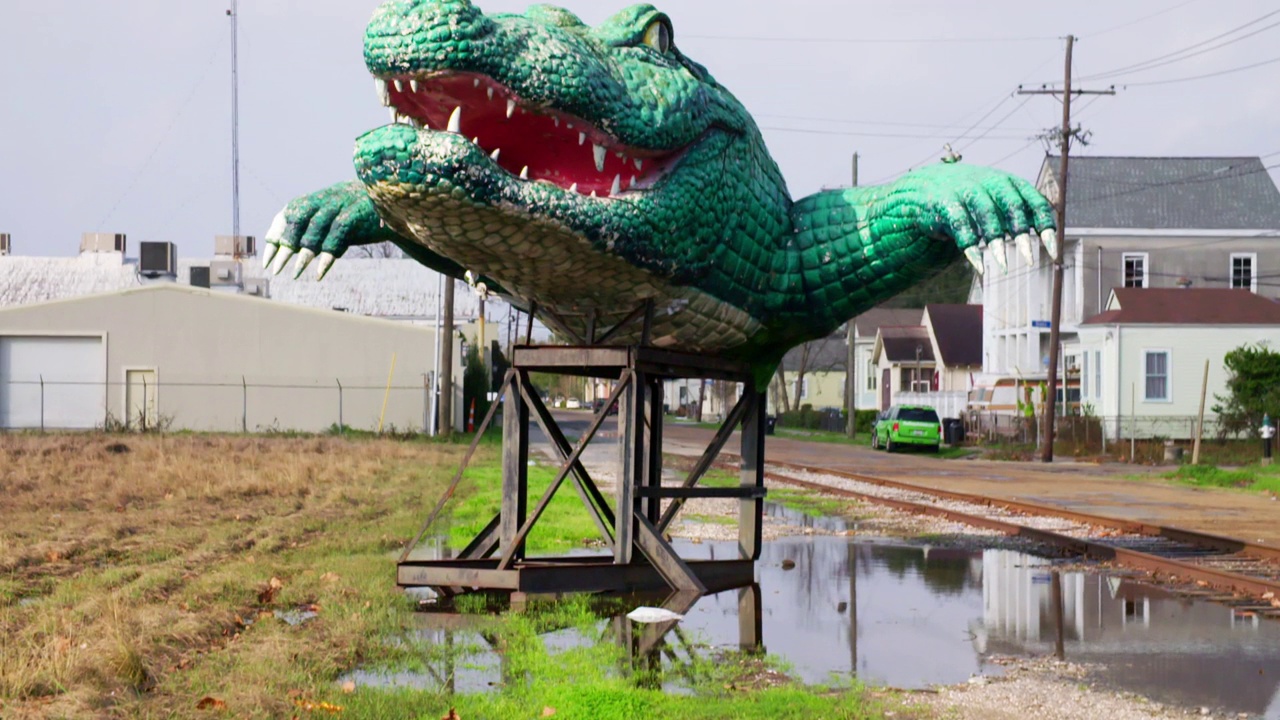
{"left": 375, "top": 71, "right": 687, "bottom": 198}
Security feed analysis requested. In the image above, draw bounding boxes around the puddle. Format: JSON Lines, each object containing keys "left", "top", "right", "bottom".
{"left": 364, "top": 537, "right": 1280, "bottom": 717}
{"left": 274, "top": 608, "right": 319, "bottom": 626}
{"left": 763, "top": 501, "right": 857, "bottom": 532}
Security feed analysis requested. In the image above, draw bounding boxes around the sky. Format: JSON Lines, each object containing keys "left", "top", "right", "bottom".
{"left": 1, "top": 0, "right": 1278, "bottom": 257}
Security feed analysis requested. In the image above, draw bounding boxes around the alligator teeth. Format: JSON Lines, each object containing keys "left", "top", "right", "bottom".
{"left": 388, "top": 107, "right": 397, "bottom": 122}
{"left": 316, "top": 252, "right": 336, "bottom": 280}
{"left": 519, "top": 166, "right": 529, "bottom": 180}
{"left": 393, "top": 79, "right": 403, "bottom": 92}
{"left": 490, "top": 148, "right": 501, "bottom": 162}
{"left": 447, "top": 106, "right": 462, "bottom": 133}
{"left": 292, "top": 248, "right": 316, "bottom": 279}
{"left": 590, "top": 190, "right": 598, "bottom": 198}
{"left": 1014, "top": 233, "right": 1034, "bottom": 265}
{"left": 610, "top": 174, "right": 622, "bottom": 196}
{"left": 578, "top": 132, "right": 586, "bottom": 146}
{"left": 964, "top": 247, "right": 984, "bottom": 276}
{"left": 593, "top": 144, "right": 607, "bottom": 172}
{"left": 1040, "top": 228, "right": 1059, "bottom": 260}
{"left": 270, "top": 246, "right": 295, "bottom": 275}
{"left": 473, "top": 78, "right": 481, "bottom": 88}
{"left": 487, "top": 87, "right": 494, "bottom": 101}
{"left": 375, "top": 78, "right": 390, "bottom": 106}
{"left": 262, "top": 243, "right": 277, "bottom": 268}
{"left": 410, "top": 79, "right": 419, "bottom": 93}
{"left": 634, "top": 158, "right": 643, "bottom": 171}
{"left": 506, "top": 100, "right": 516, "bottom": 119}
{"left": 566, "top": 122, "right": 574, "bottom": 129}
{"left": 989, "top": 237, "right": 1009, "bottom": 272}
{"left": 553, "top": 117, "right": 560, "bottom": 128}
{"left": 630, "top": 175, "right": 637, "bottom": 188}
{"left": 569, "top": 183, "right": 578, "bottom": 193}
{"left": 616, "top": 152, "right": 625, "bottom": 160}
{"left": 471, "top": 136, "right": 479, "bottom": 145}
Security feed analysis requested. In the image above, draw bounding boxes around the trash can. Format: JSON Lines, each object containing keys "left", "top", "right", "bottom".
{"left": 943, "top": 418, "right": 965, "bottom": 445}
{"left": 765, "top": 416, "right": 777, "bottom": 436}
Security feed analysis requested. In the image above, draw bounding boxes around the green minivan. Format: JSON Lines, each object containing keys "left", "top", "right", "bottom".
{"left": 872, "top": 405, "right": 942, "bottom": 452}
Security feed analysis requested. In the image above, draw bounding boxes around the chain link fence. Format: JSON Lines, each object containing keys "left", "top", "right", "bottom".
{"left": 0, "top": 375, "right": 459, "bottom": 434}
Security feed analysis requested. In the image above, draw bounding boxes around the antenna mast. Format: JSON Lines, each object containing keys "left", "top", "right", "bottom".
{"left": 228, "top": 0, "right": 241, "bottom": 241}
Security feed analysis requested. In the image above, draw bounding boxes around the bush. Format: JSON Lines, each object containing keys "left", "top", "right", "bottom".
{"left": 774, "top": 407, "right": 876, "bottom": 433}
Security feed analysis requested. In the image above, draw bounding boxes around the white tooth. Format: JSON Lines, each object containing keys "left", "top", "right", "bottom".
{"left": 473, "top": 78, "right": 481, "bottom": 88}
{"left": 506, "top": 100, "right": 516, "bottom": 119}
{"left": 610, "top": 174, "right": 621, "bottom": 196}
{"left": 553, "top": 117, "right": 560, "bottom": 128}
{"left": 990, "top": 237, "right": 1008, "bottom": 272}
{"left": 447, "top": 106, "right": 462, "bottom": 133}
{"left": 1040, "top": 228, "right": 1060, "bottom": 260}
{"left": 593, "top": 144, "right": 607, "bottom": 172}
{"left": 964, "top": 247, "right": 984, "bottom": 276}
{"left": 634, "top": 158, "right": 643, "bottom": 171}
{"left": 578, "top": 132, "right": 586, "bottom": 146}
{"left": 393, "top": 79, "right": 403, "bottom": 92}
{"left": 566, "top": 122, "right": 574, "bottom": 129}
{"left": 490, "top": 148, "right": 501, "bottom": 162}
{"left": 265, "top": 209, "right": 287, "bottom": 243}
{"left": 569, "top": 183, "right": 578, "bottom": 193}
{"left": 487, "top": 87, "right": 494, "bottom": 101}
{"left": 262, "top": 243, "right": 278, "bottom": 268}
{"left": 292, "top": 248, "right": 316, "bottom": 279}
{"left": 472, "top": 136, "right": 479, "bottom": 144}
{"left": 1014, "top": 233, "right": 1034, "bottom": 265}
{"left": 590, "top": 190, "right": 598, "bottom": 198}
{"left": 389, "top": 107, "right": 397, "bottom": 122}
{"left": 630, "top": 175, "right": 637, "bottom": 188}
{"left": 270, "top": 246, "right": 295, "bottom": 275}
{"left": 379, "top": 219, "right": 385, "bottom": 228}
{"left": 375, "top": 78, "right": 390, "bottom": 106}
{"left": 616, "top": 152, "right": 625, "bottom": 160}
{"left": 520, "top": 166, "right": 529, "bottom": 180}
{"left": 316, "top": 252, "right": 336, "bottom": 280}
{"left": 410, "top": 79, "right": 419, "bottom": 93}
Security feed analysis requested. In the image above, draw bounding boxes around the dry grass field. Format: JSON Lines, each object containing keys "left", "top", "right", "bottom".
{"left": 0, "top": 433, "right": 459, "bottom": 718}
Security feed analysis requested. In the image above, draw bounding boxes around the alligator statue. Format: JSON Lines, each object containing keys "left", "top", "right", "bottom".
{"left": 263, "top": 0, "right": 1057, "bottom": 380}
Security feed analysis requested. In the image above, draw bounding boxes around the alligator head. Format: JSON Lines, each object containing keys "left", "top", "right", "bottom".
{"left": 356, "top": 0, "right": 793, "bottom": 352}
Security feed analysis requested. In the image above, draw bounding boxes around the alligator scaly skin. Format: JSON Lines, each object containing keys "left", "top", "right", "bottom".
{"left": 264, "top": 1, "right": 1057, "bottom": 376}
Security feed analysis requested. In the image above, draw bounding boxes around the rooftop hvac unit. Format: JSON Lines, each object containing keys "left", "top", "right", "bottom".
{"left": 189, "top": 266, "right": 211, "bottom": 288}
{"left": 0, "top": 234, "right": 9, "bottom": 256}
{"left": 243, "top": 278, "right": 269, "bottom": 297}
{"left": 139, "top": 241, "right": 177, "bottom": 277}
{"left": 214, "top": 235, "right": 256, "bottom": 258}
{"left": 210, "top": 260, "right": 241, "bottom": 284}
{"left": 80, "top": 232, "right": 126, "bottom": 254}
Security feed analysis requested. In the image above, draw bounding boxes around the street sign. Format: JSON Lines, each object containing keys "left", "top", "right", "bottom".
{"left": 1031, "top": 320, "right": 1051, "bottom": 329}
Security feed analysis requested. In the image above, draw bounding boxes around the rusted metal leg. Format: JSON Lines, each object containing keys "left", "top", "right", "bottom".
{"left": 500, "top": 372, "right": 529, "bottom": 561}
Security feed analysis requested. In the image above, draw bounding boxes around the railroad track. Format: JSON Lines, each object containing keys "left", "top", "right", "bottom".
{"left": 752, "top": 460, "right": 1280, "bottom": 617}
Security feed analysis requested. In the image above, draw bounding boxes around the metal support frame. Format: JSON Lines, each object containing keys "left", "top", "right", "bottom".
{"left": 397, "top": 343, "right": 766, "bottom": 595}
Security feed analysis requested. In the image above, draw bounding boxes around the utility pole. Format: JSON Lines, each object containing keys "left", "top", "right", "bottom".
{"left": 440, "top": 277, "right": 456, "bottom": 438}
{"left": 846, "top": 152, "right": 859, "bottom": 438}
{"left": 227, "top": 1, "right": 240, "bottom": 242}
{"left": 1018, "top": 36, "right": 1114, "bottom": 463}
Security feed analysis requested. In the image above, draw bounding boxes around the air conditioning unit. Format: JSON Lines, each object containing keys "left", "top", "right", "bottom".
{"left": 80, "top": 232, "right": 126, "bottom": 254}
{"left": 243, "top": 278, "right": 269, "bottom": 297}
{"left": 0, "top": 234, "right": 9, "bottom": 256}
{"left": 189, "top": 266, "right": 211, "bottom": 288}
{"left": 210, "top": 260, "right": 240, "bottom": 284}
{"left": 214, "top": 235, "right": 257, "bottom": 258}
{"left": 139, "top": 241, "right": 177, "bottom": 277}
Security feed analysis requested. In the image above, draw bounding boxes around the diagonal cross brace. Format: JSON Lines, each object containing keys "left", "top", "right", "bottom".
{"left": 656, "top": 391, "right": 752, "bottom": 533}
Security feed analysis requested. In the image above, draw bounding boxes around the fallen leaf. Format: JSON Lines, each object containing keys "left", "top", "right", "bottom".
{"left": 340, "top": 681, "right": 356, "bottom": 694}
{"left": 196, "top": 696, "right": 227, "bottom": 711}
{"left": 259, "top": 576, "right": 285, "bottom": 604}
{"left": 1263, "top": 592, "right": 1275, "bottom": 600}
{"left": 293, "top": 698, "right": 343, "bottom": 713}
{"left": 541, "top": 707, "right": 556, "bottom": 717}
{"left": 46, "top": 551, "right": 61, "bottom": 563}
{"left": 320, "top": 572, "right": 341, "bottom": 583}
{"left": 441, "top": 708, "right": 461, "bottom": 720}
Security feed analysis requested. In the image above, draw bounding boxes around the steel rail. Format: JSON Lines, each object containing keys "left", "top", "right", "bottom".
{"left": 763, "top": 470, "right": 1280, "bottom": 600}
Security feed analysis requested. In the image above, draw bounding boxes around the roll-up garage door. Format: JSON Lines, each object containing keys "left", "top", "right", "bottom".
{"left": 0, "top": 336, "right": 105, "bottom": 429}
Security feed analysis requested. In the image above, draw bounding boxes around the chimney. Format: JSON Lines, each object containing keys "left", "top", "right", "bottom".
{"left": 214, "top": 235, "right": 256, "bottom": 258}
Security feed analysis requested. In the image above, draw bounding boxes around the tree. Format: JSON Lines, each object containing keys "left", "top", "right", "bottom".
{"left": 1212, "top": 342, "right": 1280, "bottom": 437}
{"left": 461, "top": 342, "right": 491, "bottom": 427}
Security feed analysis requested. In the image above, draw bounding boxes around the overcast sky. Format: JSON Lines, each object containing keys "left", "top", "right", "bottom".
{"left": 2, "top": 0, "right": 1277, "bottom": 257}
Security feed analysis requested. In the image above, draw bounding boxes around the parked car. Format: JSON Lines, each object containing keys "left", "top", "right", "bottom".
{"left": 566, "top": 398, "right": 583, "bottom": 409}
{"left": 868, "top": 410, "right": 890, "bottom": 450}
{"left": 592, "top": 398, "right": 619, "bottom": 415}
{"left": 873, "top": 405, "right": 941, "bottom": 453}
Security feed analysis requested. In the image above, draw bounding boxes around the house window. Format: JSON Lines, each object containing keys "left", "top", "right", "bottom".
{"left": 1230, "top": 253, "right": 1257, "bottom": 292}
{"left": 866, "top": 360, "right": 876, "bottom": 390}
{"left": 899, "top": 368, "right": 930, "bottom": 393}
{"left": 796, "top": 377, "right": 809, "bottom": 400}
{"left": 1144, "top": 351, "right": 1170, "bottom": 401}
{"left": 1123, "top": 253, "right": 1148, "bottom": 288}
{"left": 1094, "top": 350, "right": 1102, "bottom": 399}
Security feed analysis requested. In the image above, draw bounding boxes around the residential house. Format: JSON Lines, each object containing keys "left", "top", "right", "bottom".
{"left": 769, "top": 330, "right": 850, "bottom": 414}
{"left": 976, "top": 156, "right": 1280, "bottom": 379}
{"left": 871, "top": 304, "right": 983, "bottom": 415}
{"left": 850, "top": 307, "right": 924, "bottom": 411}
{"left": 1070, "top": 287, "right": 1280, "bottom": 440}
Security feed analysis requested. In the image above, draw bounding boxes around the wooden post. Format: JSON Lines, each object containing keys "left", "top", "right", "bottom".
{"left": 501, "top": 371, "right": 529, "bottom": 560}
{"left": 1192, "top": 359, "right": 1209, "bottom": 465}
{"left": 646, "top": 376, "right": 664, "bottom": 524}
{"left": 738, "top": 387, "right": 765, "bottom": 561}
{"left": 616, "top": 372, "right": 638, "bottom": 563}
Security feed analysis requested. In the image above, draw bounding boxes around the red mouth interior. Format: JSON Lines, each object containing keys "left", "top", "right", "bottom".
{"left": 385, "top": 72, "right": 681, "bottom": 198}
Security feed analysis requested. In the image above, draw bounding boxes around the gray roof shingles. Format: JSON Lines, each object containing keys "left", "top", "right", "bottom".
{"left": 1045, "top": 156, "right": 1280, "bottom": 230}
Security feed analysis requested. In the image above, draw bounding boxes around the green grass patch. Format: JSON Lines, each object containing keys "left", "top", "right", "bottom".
{"left": 774, "top": 427, "right": 865, "bottom": 446}
{"left": 699, "top": 469, "right": 855, "bottom": 519}
{"left": 1164, "top": 464, "right": 1280, "bottom": 494}
{"left": 683, "top": 513, "right": 737, "bottom": 526}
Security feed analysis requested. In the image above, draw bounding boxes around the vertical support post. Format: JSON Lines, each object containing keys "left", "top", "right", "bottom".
{"left": 646, "top": 377, "right": 664, "bottom": 524}
{"left": 39, "top": 375, "right": 45, "bottom": 433}
{"left": 738, "top": 583, "right": 763, "bottom": 652}
{"left": 500, "top": 374, "right": 529, "bottom": 561}
{"left": 336, "top": 379, "right": 344, "bottom": 433}
{"left": 738, "top": 386, "right": 765, "bottom": 561}
{"left": 142, "top": 376, "right": 148, "bottom": 432}
{"left": 615, "top": 370, "right": 639, "bottom": 563}
{"left": 242, "top": 376, "right": 248, "bottom": 433}
{"left": 1051, "top": 570, "right": 1066, "bottom": 660}
{"left": 1192, "top": 359, "right": 1209, "bottom": 465}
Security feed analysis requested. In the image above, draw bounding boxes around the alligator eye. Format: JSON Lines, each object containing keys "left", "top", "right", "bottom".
{"left": 642, "top": 19, "right": 672, "bottom": 54}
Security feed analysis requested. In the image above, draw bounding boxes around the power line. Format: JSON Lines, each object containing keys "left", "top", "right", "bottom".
{"left": 957, "top": 97, "right": 1036, "bottom": 153}
{"left": 1083, "top": 17, "right": 1280, "bottom": 82}
{"left": 1123, "top": 53, "right": 1280, "bottom": 87}
{"left": 759, "top": 125, "right": 1030, "bottom": 141}
{"left": 682, "top": 33, "right": 1056, "bottom": 45}
{"left": 752, "top": 112, "right": 1041, "bottom": 133}
{"left": 1081, "top": 0, "right": 1203, "bottom": 38}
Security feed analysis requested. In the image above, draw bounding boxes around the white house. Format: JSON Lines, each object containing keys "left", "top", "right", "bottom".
{"left": 850, "top": 307, "right": 923, "bottom": 411}
{"left": 870, "top": 304, "right": 982, "bottom": 414}
{"left": 976, "top": 156, "right": 1280, "bottom": 379}
{"left": 1070, "top": 287, "right": 1280, "bottom": 439}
